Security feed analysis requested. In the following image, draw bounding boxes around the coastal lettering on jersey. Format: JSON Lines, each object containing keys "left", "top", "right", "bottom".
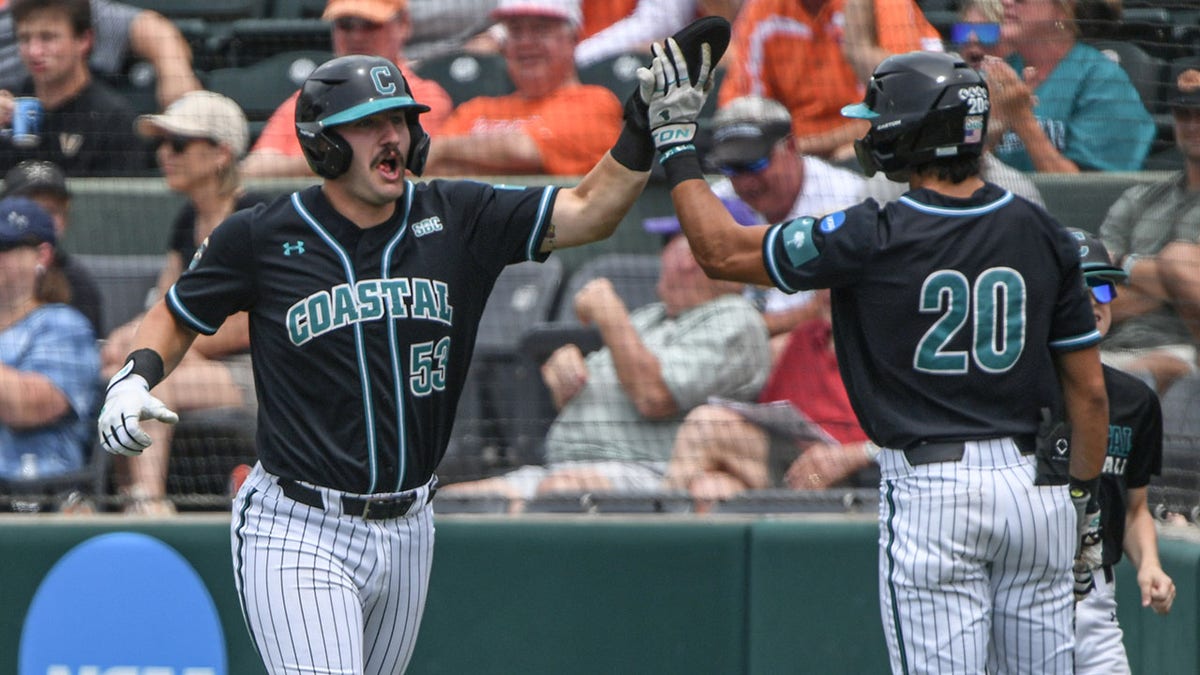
{"left": 1102, "top": 423, "right": 1133, "bottom": 475}
{"left": 286, "top": 277, "right": 453, "bottom": 346}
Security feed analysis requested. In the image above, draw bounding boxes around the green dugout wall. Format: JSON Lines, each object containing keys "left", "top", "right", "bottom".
{"left": 0, "top": 515, "right": 1196, "bottom": 674}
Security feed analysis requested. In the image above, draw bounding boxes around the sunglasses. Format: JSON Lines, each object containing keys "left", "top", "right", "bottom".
{"left": 1087, "top": 281, "right": 1116, "bottom": 304}
{"left": 157, "top": 135, "right": 214, "bottom": 154}
{"left": 950, "top": 22, "right": 1001, "bottom": 46}
{"left": 716, "top": 156, "right": 771, "bottom": 177}
{"left": 333, "top": 17, "right": 384, "bottom": 32}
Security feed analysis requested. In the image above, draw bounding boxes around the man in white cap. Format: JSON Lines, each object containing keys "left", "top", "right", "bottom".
{"left": 242, "top": 0, "right": 452, "bottom": 178}
{"left": 424, "top": 0, "right": 623, "bottom": 176}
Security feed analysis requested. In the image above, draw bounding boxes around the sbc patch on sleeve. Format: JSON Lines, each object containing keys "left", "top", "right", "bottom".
{"left": 781, "top": 216, "right": 819, "bottom": 267}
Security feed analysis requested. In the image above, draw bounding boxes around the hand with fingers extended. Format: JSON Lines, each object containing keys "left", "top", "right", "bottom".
{"left": 98, "top": 364, "right": 178, "bottom": 457}
{"left": 638, "top": 37, "right": 716, "bottom": 161}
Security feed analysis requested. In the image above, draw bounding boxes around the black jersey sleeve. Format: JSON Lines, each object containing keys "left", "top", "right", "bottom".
{"left": 762, "top": 201, "right": 882, "bottom": 292}
{"left": 165, "top": 205, "right": 260, "bottom": 335}
{"left": 1124, "top": 376, "right": 1164, "bottom": 489}
{"left": 1047, "top": 223, "right": 1102, "bottom": 352}
{"left": 436, "top": 180, "right": 559, "bottom": 277}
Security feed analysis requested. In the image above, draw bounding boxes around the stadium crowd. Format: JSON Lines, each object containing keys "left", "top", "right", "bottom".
{"left": 0, "top": 0, "right": 1197, "bottom": 528}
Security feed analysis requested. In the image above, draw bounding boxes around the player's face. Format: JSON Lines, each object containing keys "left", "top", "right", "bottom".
{"left": 726, "top": 141, "right": 802, "bottom": 224}
{"left": 16, "top": 9, "right": 92, "bottom": 90}
{"left": 1173, "top": 106, "right": 1200, "bottom": 162}
{"left": 334, "top": 110, "right": 412, "bottom": 205}
{"left": 502, "top": 17, "right": 578, "bottom": 98}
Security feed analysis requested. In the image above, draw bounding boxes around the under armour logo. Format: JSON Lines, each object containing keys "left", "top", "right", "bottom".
{"left": 283, "top": 241, "right": 306, "bottom": 256}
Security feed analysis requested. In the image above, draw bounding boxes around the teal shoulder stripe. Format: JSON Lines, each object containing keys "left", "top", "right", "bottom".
{"left": 899, "top": 190, "right": 1013, "bottom": 217}
{"left": 1049, "top": 329, "right": 1102, "bottom": 351}
{"left": 526, "top": 185, "right": 558, "bottom": 261}
{"left": 166, "top": 285, "right": 218, "bottom": 335}
{"left": 762, "top": 223, "right": 798, "bottom": 294}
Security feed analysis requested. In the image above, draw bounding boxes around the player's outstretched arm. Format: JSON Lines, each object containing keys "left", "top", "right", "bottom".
{"left": 546, "top": 153, "right": 652, "bottom": 251}
{"left": 97, "top": 301, "right": 199, "bottom": 457}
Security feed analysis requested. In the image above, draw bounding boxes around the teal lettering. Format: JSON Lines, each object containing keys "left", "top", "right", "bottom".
{"left": 286, "top": 300, "right": 310, "bottom": 345}
{"left": 331, "top": 283, "right": 359, "bottom": 328}
{"left": 411, "top": 279, "right": 437, "bottom": 320}
{"left": 306, "top": 292, "right": 332, "bottom": 337}
{"left": 433, "top": 280, "right": 453, "bottom": 324}
{"left": 356, "top": 280, "right": 384, "bottom": 320}
{"left": 380, "top": 279, "right": 411, "bottom": 318}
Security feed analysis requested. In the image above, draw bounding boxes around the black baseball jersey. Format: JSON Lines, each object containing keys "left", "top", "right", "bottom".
{"left": 166, "top": 180, "right": 558, "bottom": 493}
{"left": 763, "top": 182, "right": 1101, "bottom": 450}
{"left": 1097, "top": 364, "right": 1162, "bottom": 567}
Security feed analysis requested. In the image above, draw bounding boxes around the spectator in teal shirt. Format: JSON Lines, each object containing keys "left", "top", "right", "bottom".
{"left": 981, "top": 0, "right": 1154, "bottom": 173}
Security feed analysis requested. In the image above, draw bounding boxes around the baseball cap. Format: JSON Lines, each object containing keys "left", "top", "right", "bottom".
{"left": 1067, "top": 228, "right": 1125, "bottom": 283}
{"left": 323, "top": 0, "right": 407, "bottom": 23}
{"left": 1169, "top": 61, "right": 1200, "bottom": 109}
{"left": 135, "top": 91, "right": 250, "bottom": 157}
{"left": 1, "top": 160, "right": 69, "bottom": 200}
{"left": 706, "top": 96, "right": 793, "bottom": 170}
{"left": 0, "top": 197, "right": 57, "bottom": 249}
{"left": 491, "top": 0, "right": 582, "bottom": 28}
{"left": 643, "top": 196, "right": 759, "bottom": 236}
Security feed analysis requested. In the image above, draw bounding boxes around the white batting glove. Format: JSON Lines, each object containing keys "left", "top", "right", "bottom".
{"left": 98, "top": 369, "right": 178, "bottom": 456}
{"left": 639, "top": 38, "right": 714, "bottom": 157}
{"left": 1070, "top": 482, "right": 1104, "bottom": 569}
{"left": 1072, "top": 559, "right": 1096, "bottom": 602}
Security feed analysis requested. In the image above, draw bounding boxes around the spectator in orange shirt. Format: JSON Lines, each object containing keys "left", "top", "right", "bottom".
{"left": 842, "top": 0, "right": 944, "bottom": 83}
{"left": 240, "top": 0, "right": 451, "bottom": 178}
{"left": 719, "top": 0, "right": 938, "bottom": 160}
{"left": 424, "top": 0, "right": 622, "bottom": 176}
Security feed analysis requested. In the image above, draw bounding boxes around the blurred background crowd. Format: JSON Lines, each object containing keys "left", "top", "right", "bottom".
{"left": 0, "top": 0, "right": 1198, "bottom": 523}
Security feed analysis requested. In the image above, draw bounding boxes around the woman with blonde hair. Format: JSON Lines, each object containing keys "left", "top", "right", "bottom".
{"left": 102, "top": 91, "right": 265, "bottom": 514}
{"left": 983, "top": 0, "right": 1154, "bottom": 172}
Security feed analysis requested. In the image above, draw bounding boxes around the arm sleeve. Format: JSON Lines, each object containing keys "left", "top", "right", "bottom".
{"left": 653, "top": 299, "right": 771, "bottom": 410}
{"left": 453, "top": 181, "right": 561, "bottom": 276}
{"left": 1097, "top": 186, "right": 1142, "bottom": 261}
{"left": 1048, "top": 225, "right": 1103, "bottom": 351}
{"left": 25, "top": 309, "right": 100, "bottom": 419}
{"left": 1126, "top": 386, "right": 1163, "bottom": 489}
{"left": 763, "top": 203, "right": 878, "bottom": 293}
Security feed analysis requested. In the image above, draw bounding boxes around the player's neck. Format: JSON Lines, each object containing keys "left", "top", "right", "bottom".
{"left": 909, "top": 175, "right": 986, "bottom": 199}
{"left": 322, "top": 183, "right": 399, "bottom": 229}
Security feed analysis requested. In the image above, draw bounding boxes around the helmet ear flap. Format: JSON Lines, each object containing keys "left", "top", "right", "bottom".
{"left": 854, "top": 136, "right": 880, "bottom": 177}
{"left": 406, "top": 121, "right": 430, "bottom": 176}
{"left": 298, "top": 123, "right": 353, "bottom": 179}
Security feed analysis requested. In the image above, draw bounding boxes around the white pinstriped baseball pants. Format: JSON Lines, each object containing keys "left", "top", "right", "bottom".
{"left": 877, "top": 438, "right": 1076, "bottom": 675}
{"left": 231, "top": 463, "right": 436, "bottom": 674}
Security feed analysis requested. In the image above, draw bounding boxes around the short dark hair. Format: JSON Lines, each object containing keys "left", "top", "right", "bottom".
{"left": 910, "top": 154, "right": 982, "bottom": 184}
{"left": 12, "top": 0, "right": 92, "bottom": 36}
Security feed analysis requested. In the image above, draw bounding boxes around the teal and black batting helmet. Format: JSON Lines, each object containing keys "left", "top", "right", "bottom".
{"left": 295, "top": 55, "right": 431, "bottom": 179}
{"left": 842, "top": 51, "right": 989, "bottom": 178}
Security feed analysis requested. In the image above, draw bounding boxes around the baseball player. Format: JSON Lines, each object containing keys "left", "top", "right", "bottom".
{"left": 1067, "top": 228, "right": 1175, "bottom": 675}
{"left": 95, "top": 47, "right": 690, "bottom": 673}
{"left": 643, "top": 48, "right": 1110, "bottom": 673}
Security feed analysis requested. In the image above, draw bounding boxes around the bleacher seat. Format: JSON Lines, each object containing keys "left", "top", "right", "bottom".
{"left": 0, "top": 397, "right": 110, "bottom": 513}
{"left": 553, "top": 252, "right": 660, "bottom": 322}
{"left": 267, "top": 0, "right": 328, "bottom": 19}
{"left": 1089, "top": 39, "right": 1167, "bottom": 114}
{"left": 1150, "top": 374, "right": 1200, "bottom": 523}
{"left": 73, "top": 254, "right": 162, "bottom": 338}
{"left": 578, "top": 52, "right": 648, "bottom": 102}
{"left": 439, "top": 260, "right": 565, "bottom": 482}
{"left": 413, "top": 50, "right": 514, "bottom": 106}
{"left": 226, "top": 18, "right": 332, "bottom": 67}
{"left": 101, "top": 60, "right": 159, "bottom": 116}
{"left": 204, "top": 50, "right": 332, "bottom": 121}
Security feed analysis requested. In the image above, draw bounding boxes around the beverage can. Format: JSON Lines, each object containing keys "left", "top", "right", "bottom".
{"left": 11, "top": 97, "right": 42, "bottom": 148}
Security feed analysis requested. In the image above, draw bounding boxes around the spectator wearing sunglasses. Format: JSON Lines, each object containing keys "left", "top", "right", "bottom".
{"left": 1066, "top": 227, "right": 1175, "bottom": 675}
{"left": 241, "top": 0, "right": 452, "bottom": 178}
{"left": 99, "top": 91, "right": 267, "bottom": 514}
{"left": 949, "top": 0, "right": 1004, "bottom": 71}
{"left": 705, "top": 96, "right": 868, "bottom": 343}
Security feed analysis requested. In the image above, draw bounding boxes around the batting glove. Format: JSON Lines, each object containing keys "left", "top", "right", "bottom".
{"left": 98, "top": 369, "right": 178, "bottom": 457}
{"left": 1070, "top": 479, "right": 1104, "bottom": 568}
{"left": 1073, "top": 559, "right": 1096, "bottom": 602}
{"left": 640, "top": 38, "right": 714, "bottom": 160}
